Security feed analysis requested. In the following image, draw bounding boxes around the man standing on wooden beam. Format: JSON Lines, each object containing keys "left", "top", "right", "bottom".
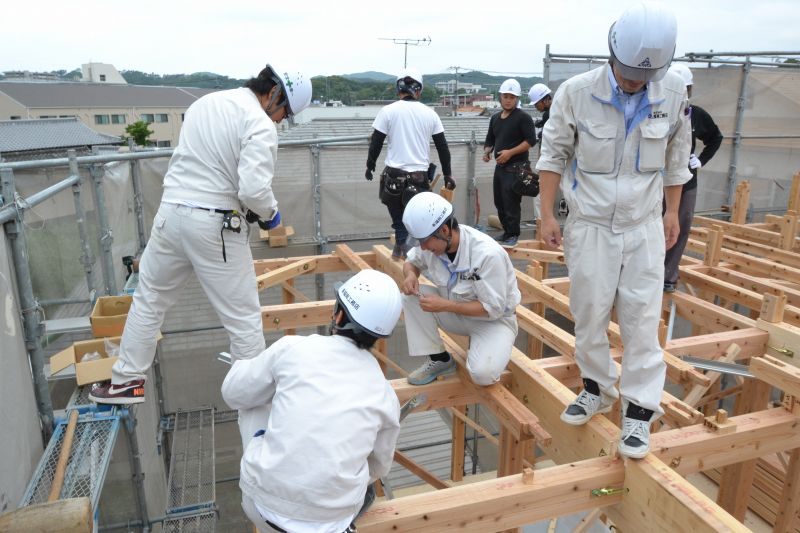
{"left": 90, "top": 64, "right": 312, "bottom": 405}
{"left": 399, "top": 192, "right": 521, "bottom": 386}
{"left": 536, "top": 1, "right": 692, "bottom": 458}
{"left": 222, "top": 270, "right": 402, "bottom": 533}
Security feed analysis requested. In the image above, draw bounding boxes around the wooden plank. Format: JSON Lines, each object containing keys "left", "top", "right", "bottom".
{"left": 608, "top": 455, "right": 748, "bottom": 533}
{"left": 261, "top": 300, "right": 333, "bottom": 331}
{"left": 750, "top": 354, "right": 800, "bottom": 397}
{"left": 255, "top": 257, "right": 318, "bottom": 291}
{"left": 670, "top": 291, "right": 756, "bottom": 332}
{"left": 334, "top": 243, "right": 372, "bottom": 271}
{"left": 508, "top": 247, "right": 566, "bottom": 264}
{"left": 774, "top": 448, "right": 800, "bottom": 532}
{"left": 0, "top": 498, "right": 93, "bottom": 533}
{"left": 666, "top": 328, "right": 769, "bottom": 361}
{"left": 394, "top": 450, "right": 451, "bottom": 490}
{"left": 358, "top": 456, "right": 625, "bottom": 532}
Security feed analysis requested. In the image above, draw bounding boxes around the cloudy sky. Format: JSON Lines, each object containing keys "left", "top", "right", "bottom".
{"left": 5, "top": 0, "right": 799, "bottom": 79}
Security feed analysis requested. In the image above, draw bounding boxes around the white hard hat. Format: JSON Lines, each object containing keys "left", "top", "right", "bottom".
{"left": 608, "top": 1, "right": 678, "bottom": 83}
{"left": 266, "top": 64, "right": 312, "bottom": 117}
{"left": 335, "top": 270, "right": 401, "bottom": 338}
{"left": 402, "top": 192, "right": 453, "bottom": 240}
{"left": 668, "top": 63, "right": 693, "bottom": 87}
{"left": 499, "top": 79, "right": 521, "bottom": 96}
{"left": 397, "top": 67, "right": 424, "bottom": 90}
{"left": 528, "top": 83, "right": 552, "bottom": 104}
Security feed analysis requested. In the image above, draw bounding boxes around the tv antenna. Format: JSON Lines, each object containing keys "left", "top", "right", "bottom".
{"left": 378, "top": 36, "right": 432, "bottom": 68}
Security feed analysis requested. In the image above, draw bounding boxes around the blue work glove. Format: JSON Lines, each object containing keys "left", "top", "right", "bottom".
{"left": 365, "top": 168, "right": 374, "bottom": 181}
{"left": 257, "top": 211, "right": 281, "bottom": 231}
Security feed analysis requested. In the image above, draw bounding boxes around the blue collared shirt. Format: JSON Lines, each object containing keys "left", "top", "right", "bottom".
{"left": 607, "top": 67, "right": 647, "bottom": 133}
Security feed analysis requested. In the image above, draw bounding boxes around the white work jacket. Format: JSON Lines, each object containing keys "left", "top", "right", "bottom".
{"left": 221, "top": 334, "right": 400, "bottom": 522}
{"left": 161, "top": 87, "right": 279, "bottom": 218}
{"left": 536, "top": 64, "right": 692, "bottom": 232}
{"left": 407, "top": 225, "right": 521, "bottom": 320}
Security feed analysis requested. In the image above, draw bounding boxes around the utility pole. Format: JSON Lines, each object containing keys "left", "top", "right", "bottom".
{"left": 448, "top": 66, "right": 464, "bottom": 116}
{"left": 378, "top": 36, "right": 431, "bottom": 68}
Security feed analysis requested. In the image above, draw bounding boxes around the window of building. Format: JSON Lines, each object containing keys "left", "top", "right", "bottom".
{"left": 154, "top": 114, "right": 168, "bottom": 123}
{"left": 100, "top": 74, "right": 106, "bottom": 82}
{"left": 111, "top": 114, "right": 126, "bottom": 124}
{"left": 141, "top": 114, "right": 155, "bottom": 123}
{"left": 156, "top": 140, "right": 171, "bottom": 148}
{"left": 181, "top": 113, "right": 185, "bottom": 122}
{"left": 59, "top": 115, "right": 76, "bottom": 118}
{"left": 39, "top": 115, "right": 57, "bottom": 119}
{"left": 94, "top": 114, "right": 110, "bottom": 125}
{"left": 10, "top": 116, "right": 21, "bottom": 120}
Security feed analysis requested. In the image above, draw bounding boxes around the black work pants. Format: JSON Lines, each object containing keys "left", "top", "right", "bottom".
{"left": 663, "top": 186, "right": 698, "bottom": 284}
{"left": 493, "top": 164, "right": 522, "bottom": 237}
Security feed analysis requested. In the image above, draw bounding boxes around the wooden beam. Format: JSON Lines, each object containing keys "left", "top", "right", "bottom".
{"left": 509, "top": 247, "right": 566, "bottom": 265}
{"left": 774, "top": 447, "right": 800, "bottom": 532}
{"left": 261, "top": 300, "right": 333, "bottom": 331}
{"left": 666, "top": 328, "right": 769, "bottom": 361}
{"left": 451, "top": 405, "right": 466, "bottom": 482}
{"left": 750, "top": 354, "right": 800, "bottom": 397}
{"left": 358, "top": 456, "right": 625, "bottom": 532}
{"left": 254, "top": 251, "right": 376, "bottom": 276}
{"left": 334, "top": 243, "right": 372, "bottom": 271}
{"left": 391, "top": 377, "right": 481, "bottom": 410}
{"left": 394, "top": 450, "right": 451, "bottom": 490}
{"left": 790, "top": 172, "right": 800, "bottom": 212}
{"left": 608, "top": 455, "right": 748, "bottom": 533}
{"left": 670, "top": 291, "right": 756, "bottom": 332}
{"left": 757, "top": 318, "right": 800, "bottom": 366}
{"left": 255, "top": 257, "right": 318, "bottom": 291}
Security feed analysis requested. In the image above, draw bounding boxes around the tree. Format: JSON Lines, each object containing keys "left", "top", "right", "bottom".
{"left": 125, "top": 121, "right": 154, "bottom": 146}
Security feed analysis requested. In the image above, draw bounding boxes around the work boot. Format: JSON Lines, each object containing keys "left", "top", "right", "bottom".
{"left": 561, "top": 383, "right": 614, "bottom": 425}
{"left": 618, "top": 403, "right": 653, "bottom": 459}
{"left": 391, "top": 242, "right": 406, "bottom": 260}
{"left": 500, "top": 235, "right": 519, "bottom": 248}
{"left": 407, "top": 358, "right": 456, "bottom": 385}
{"left": 89, "top": 379, "right": 146, "bottom": 405}
{"left": 663, "top": 281, "right": 676, "bottom": 293}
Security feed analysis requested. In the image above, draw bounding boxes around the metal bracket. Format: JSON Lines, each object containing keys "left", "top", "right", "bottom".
{"left": 591, "top": 487, "right": 629, "bottom": 498}
{"left": 768, "top": 345, "right": 794, "bottom": 358}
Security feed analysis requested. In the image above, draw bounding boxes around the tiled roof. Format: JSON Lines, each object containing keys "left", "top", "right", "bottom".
{"left": 0, "top": 118, "right": 121, "bottom": 153}
{"left": 0, "top": 82, "right": 216, "bottom": 108}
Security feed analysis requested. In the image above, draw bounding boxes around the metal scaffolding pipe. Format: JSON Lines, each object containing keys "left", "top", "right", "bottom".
{"left": 68, "top": 150, "right": 97, "bottom": 302}
{"left": 0, "top": 167, "right": 54, "bottom": 441}
{"left": 128, "top": 141, "right": 148, "bottom": 253}
{"left": 466, "top": 131, "right": 478, "bottom": 225}
{"left": 121, "top": 409, "right": 151, "bottom": 533}
{"left": 0, "top": 173, "right": 80, "bottom": 225}
{"left": 89, "top": 163, "right": 117, "bottom": 296}
{"left": 726, "top": 59, "right": 751, "bottom": 207}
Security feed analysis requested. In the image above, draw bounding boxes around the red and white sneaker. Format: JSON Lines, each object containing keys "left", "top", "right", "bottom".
{"left": 89, "top": 379, "right": 146, "bottom": 405}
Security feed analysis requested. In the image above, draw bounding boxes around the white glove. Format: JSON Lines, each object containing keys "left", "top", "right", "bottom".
{"left": 689, "top": 154, "right": 702, "bottom": 170}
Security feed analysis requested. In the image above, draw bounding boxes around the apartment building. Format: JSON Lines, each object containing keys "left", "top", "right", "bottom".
{"left": 0, "top": 81, "right": 215, "bottom": 147}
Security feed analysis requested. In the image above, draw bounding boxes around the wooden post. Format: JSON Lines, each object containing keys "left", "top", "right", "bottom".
{"left": 704, "top": 227, "right": 723, "bottom": 267}
{"left": 789, "top": 172, "right": 800, "bottom": 213}
{"left": 780, "top": 214, "right": 798, "bottom": 251}
{"left": 716, "top": 378, "right": 772, "bottom": 520}
{"left": 730, "top": 180, "right": 751, "bottom": 225}
{"left": 282, "top": 278, "right": 296, "bottom": 336}
{"left": 375, "top": 338, "right": 388, "bottom": 376}
{"left": 451, "top": 405, "right": 466, "bottom": 482}
{"left": 760, "top": 292, "right": 787, "bottom": 324}
{"left": 526, "top": 262, "right": 545, "bottom": 359}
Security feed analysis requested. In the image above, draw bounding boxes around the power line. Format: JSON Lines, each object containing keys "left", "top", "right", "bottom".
{"left": 378, "top": 36, "right": 432, "bottom": 68}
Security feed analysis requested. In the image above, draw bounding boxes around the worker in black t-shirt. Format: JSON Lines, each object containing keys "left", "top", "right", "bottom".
{"left": 483, "top": 79, "right": 537, "bottom": 248}
{"left": 663, "top": 64, "right": 723, "bottom": 293}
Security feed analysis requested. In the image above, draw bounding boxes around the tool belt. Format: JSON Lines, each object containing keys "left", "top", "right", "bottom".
{"left": 379, "top": 166, "right": 430, "bottom": 206}
{"left": 507, "top": 161, "right": 540, "bottom": 197}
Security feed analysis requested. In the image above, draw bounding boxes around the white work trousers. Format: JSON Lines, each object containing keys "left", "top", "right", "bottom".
{"left": 112, "top": 202, "right": 266, "bottom": 383}
{"left": 402, "top": 290, "right": 518, "bottom": 386}
{"left": 564, "top": 217, "right": 666, "bottom": 415}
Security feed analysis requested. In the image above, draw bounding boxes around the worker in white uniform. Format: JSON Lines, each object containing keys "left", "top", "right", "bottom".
{"left": 536, "top": 2, "right": 691, "bottom": 459}
{"left": 400, "top": 192, "right": 521, "bottom": 386}
{"left": 221, "top": 270, "right": 402, "bottom": 533}
{"left": 90, "top": 64, "right": 312, "bottom": 405}
{"left": 365, "top": 67, "right": 456, "bottom": 260}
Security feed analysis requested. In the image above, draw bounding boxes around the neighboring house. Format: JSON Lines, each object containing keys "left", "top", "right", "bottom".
{"left": 81, "top": 62, "right": 127, "bottom": 84}
{"left": 0, "top": 81, "right": 216, "bottom": 147}
{"left": 0, "top": 117, "right": 121, "bottom": 161}
{"left": 434, "top": 80, "right": 484, "bottom": 94}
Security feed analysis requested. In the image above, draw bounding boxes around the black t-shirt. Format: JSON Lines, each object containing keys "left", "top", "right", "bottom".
{"left": 484, "top": 108, "right": 537, "bottom": 166}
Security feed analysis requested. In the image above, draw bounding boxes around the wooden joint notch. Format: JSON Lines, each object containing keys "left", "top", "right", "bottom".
{"left": 522, "top": 466, "right": 535, "bottom": 485}
{"left": 703, "top": 409, "right": 736, "bottom": 434}
{"left": 664, "top": 400, "right": 704, "bottom": 426}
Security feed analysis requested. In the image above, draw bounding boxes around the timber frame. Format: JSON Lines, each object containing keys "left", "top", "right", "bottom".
{"left": 250, "top": 173, "right": 800, "bottom": 532}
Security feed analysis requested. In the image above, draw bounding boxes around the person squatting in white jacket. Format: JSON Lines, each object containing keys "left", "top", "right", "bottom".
{"left": 90, "top": 64, "right": 312, "bottom": 406}
{"left": 536, "top": 2, "right": 692, "bottom": 459}
{"left": 221, "top": 270, "right": 403, "bottom": 533}
{"left": 400, "top": 192, "right": 521, "bottom": 387}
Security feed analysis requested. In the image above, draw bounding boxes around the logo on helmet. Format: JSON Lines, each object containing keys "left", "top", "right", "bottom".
{"left": 283, "top": 73, "right": 295, "bottom": 94}
{"left": 638, "top": 57, "right": 652, "bottom": 68}
{"left": 340, "top": 287, "right": 360, "bottom": 310}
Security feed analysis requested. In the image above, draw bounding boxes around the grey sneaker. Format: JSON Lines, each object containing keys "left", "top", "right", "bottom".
{"left": 560, "top": 389, "right": 614, "bottom": 425}
{"left": 618, "top": 416, "right": 651, "bottom": 459}
{"left": 663, "top": 282, "right": 676, "bottom": 293}
{"left": 500, "top": 235, "right": 518, "bottom": 248}
{"left": 407, "top": 358, "right": 456, "bottom": 385}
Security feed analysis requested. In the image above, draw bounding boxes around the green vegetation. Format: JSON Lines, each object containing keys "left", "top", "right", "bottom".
{"left": 124, "top": 120, "right": 154, "bottom": 146}
{"left": 121, "top": 70, "right": 244, "bottom": 89}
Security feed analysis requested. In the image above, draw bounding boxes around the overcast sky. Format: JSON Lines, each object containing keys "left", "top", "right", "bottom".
{"left": 5, "top": 0, "right": 799, "bottom": 79}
